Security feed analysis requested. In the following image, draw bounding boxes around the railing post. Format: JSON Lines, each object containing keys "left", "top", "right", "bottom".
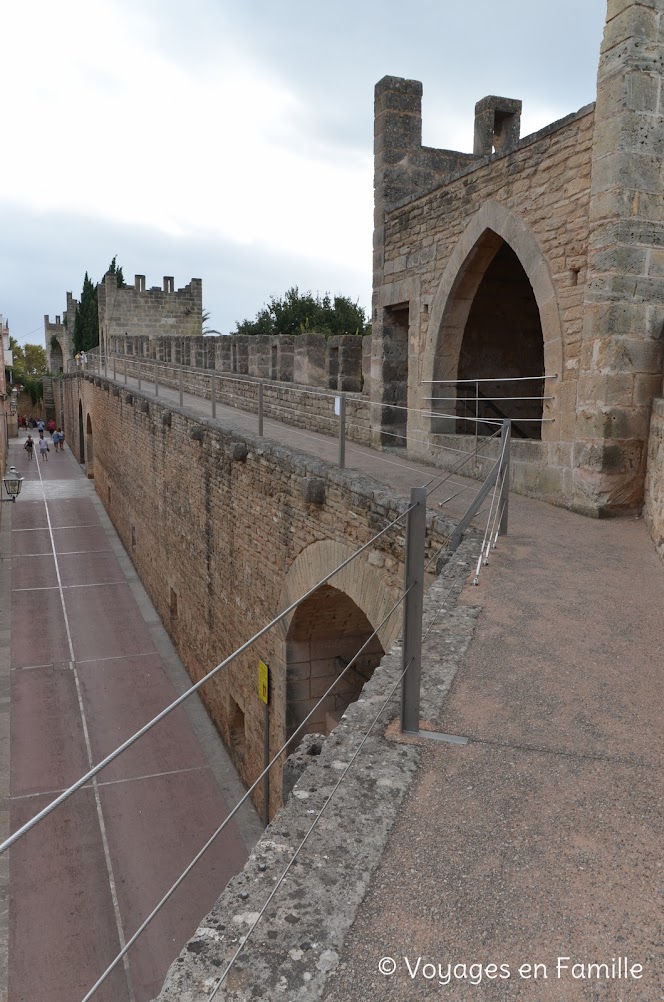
{"left": 258, "top": 382, "right": 264, "bottom": 436}
{"left": 211, "top": 374, "right": 216, "bottom": 419}
{"left": 401, "top": 486, "right": 426, "bottom": 733}
{"left": 138, "top": 361, "right": 142, "bottom": 392}
{"left": 179, "top": 366, "right": 184, "bottom": 407}
{"left": 338, "top": 393, "right": 346, "bottom": 469}
{"left": 499, "top": 419, "right": 511, "bottom": 536}
{"left": 104, "top": 354, "right": 107, "bottom": 377}
{"left": 474, "top": 379, "right": 479, "bottom": 461}
{"left": 124, "top": 358, "right": 127, "bottom": 385}
{"left": 113, "top": 355, "right": 116, "bottom": 381}
{"left": 154, "top": 363, "right": 159, "bottom": 397}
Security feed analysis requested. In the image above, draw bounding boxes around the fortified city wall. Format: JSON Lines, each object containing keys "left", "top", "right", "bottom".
{"left": 97, "top": 273, "right": 203, "bottom": 355}
{"left": 57, "top": 373, "right": 453, "bottom": 818}
{"left": 370, "top": 0, "right": 664, "bottom": 517}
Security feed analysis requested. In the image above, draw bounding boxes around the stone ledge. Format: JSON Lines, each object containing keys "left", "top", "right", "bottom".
{"left": 157, "top": 536, "right": 481, "bottom": 1001}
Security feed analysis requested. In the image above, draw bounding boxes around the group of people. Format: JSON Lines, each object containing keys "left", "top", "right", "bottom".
{"left": 23, "top": 419, "right": 65, "bottom": 462}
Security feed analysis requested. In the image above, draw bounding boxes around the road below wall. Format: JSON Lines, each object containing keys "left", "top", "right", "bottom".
{"left": 3, "top": 433, "right": 262, "bottom": 1002}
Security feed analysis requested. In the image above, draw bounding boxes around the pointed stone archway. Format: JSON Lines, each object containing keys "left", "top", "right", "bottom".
{"left": 421, "top": 200, "right": 564, "bottom": 444}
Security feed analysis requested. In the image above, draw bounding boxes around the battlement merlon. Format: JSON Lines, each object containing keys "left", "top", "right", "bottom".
{"left": 474, "top": 96, "right": 522, "bottom": 156}
{"left": 374, "top": 76, "right": 480, "bottom": 214}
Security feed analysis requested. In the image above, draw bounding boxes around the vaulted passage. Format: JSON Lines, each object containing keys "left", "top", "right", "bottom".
{"left": 286, "top": 584, "right": 384, "bottom": 744}
{"left": 456, "top": 242, "right": 544, "bottom": 438}
{"left": 50, "top": 339, "right": 64, "bottom": 373}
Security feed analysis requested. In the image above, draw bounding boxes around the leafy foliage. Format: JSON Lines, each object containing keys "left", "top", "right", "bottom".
{"left": 74, "top": 273, "right": 99, "bottom": 352}
{"left": 72, "top": 258, "right": 126, "bottom": 352}
{"left": 202, "top": 310, "right": 221, "bottom": 336}
{"left": 9, "top": 337, "right": 46, "bottom": 404}
{"left": 235, "top": 287, "right": 370, "bottom": 337}
{"left": 107, "top": 255, "right": 125, "bottom": 288}
{"left": 10, "top": 337, "right": 47, "bottom": 378}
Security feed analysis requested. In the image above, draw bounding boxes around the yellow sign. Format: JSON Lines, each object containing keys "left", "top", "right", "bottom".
{"left": 258, "top": 660, "right": 269, "bottom": 705}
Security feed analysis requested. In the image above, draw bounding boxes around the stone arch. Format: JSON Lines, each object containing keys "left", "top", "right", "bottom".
{"left": 276, "top": 539, "right": 402, "bottom": 744}
{"left": 85, "top": 413, "right": 94, "bottom": 478}
{"left": 78, "top": 400, "right": 85, "bottom": 464}
{"left": 50, "top": 338, "right": 64, "bottom": 374}
{"left": 422, "top": 200, "right": 563, "bottom": 442}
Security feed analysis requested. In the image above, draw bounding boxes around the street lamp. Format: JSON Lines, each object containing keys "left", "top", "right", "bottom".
{"left": 1, "top": 466, "right": 23, "bottom": 503}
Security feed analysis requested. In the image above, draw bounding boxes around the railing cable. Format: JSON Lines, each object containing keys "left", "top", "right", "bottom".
{"left": 78, "top": 586, "right": 411, "bottom": 1001}
{"left": 0, "top": 507, "right": 415, "bottom": 856}
{"left": 210, "top": 657, "right": 412, "bottom": 993}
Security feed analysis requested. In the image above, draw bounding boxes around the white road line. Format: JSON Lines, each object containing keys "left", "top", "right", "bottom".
{"left": 11, "top": 651, "right": 158, "bottom": 672}
{"left": 34, "top": 458, "right": 137, "bottom": 1002}
{"left": 10, "top": 765, "right": 209, "bottom": 802}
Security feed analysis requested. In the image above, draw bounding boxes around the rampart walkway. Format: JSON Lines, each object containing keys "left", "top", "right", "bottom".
{"left": 5, "top": 372, "right": 663, "bottom": 1001}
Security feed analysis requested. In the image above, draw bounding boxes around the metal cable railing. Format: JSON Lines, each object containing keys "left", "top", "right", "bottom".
{"left": 78, "top": 583, "right": 413, "bottom": 1001}
{"left": 0, "top": 504, "right": 415, "bottom": 856}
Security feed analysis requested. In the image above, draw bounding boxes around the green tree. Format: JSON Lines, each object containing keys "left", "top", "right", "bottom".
{"left": 202, "top": 310, "right": 221, "bottom": 335}
{"left": 235, "top": 287, "right": 370, "bottom": 337}
{"left": 74, "top": 272, "right": 99, "bottom": 351}
{"left": 107, "top": 255, "right": 125, "bottom": 287}
{"left": 9, "top": 337, "right": 46, "bottom": 404}
{"left": 9, "top": 337, "right": 47, "bottom": 377}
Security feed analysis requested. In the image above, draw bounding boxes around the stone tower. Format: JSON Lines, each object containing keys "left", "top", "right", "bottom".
{"left": 576, "top": 0, "right": 664, "bottom": 513}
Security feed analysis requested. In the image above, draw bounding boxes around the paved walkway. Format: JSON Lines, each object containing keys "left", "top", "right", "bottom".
{"left": 6, "top": 376, "right": 663, "bottom": 1001}
{"left": 325, "top": 499, "right": 664, "bottom": 1000}
{"left": 106, "top": 371, "right": 663, "bottom": 999}
{"left": 4, "top": 434, "right": 262, "bottom": 1002}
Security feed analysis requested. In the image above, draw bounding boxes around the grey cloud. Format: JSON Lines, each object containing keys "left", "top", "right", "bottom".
{"left": 0, "top": 204, "right": 371, "bottom": 347}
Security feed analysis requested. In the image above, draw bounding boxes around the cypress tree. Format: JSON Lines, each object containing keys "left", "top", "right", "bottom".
{"left": 73, "top": 273, "right": 99, "bottom": 352}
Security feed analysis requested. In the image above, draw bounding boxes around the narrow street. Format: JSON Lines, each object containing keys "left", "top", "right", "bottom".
{"left": 5, "top": 433, "right": 261, "bottom": 1002}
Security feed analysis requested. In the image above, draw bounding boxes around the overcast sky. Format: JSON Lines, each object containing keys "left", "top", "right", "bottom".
{"left": 1, "top": 0, "right": 606, "bottom": 349}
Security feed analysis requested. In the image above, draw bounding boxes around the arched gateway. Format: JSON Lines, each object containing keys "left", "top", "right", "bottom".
{"left": 422, "top": 201, "right": 563, "bottom": 444}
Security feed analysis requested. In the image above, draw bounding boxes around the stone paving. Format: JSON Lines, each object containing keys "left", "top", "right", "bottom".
{"left": 108, "top": 374, "right": 663, "bottom": 1002}
{"left": 4, "top": 377, "right": 663, "bottom": 1002}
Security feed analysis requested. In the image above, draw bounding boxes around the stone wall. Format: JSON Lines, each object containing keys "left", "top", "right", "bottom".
{"left": 98, "top": 272, "right": 203, "bottom": 355}
{"left": 57, "top": 374, "right": 452, "bottom": 818}
{"left": 372, "top": 82, "right": 595, "bottom": 507}
{"left": 109, "top": 331, "right": 369, "bottom": 394}
{"left": 644, "top": 397, "right": 664, "bottom": 561}
{"left": 103, "top": 354, "right": 372, "bottom": 446}
{"left": 371, "top": 0, "right": 664, "bottom": 516}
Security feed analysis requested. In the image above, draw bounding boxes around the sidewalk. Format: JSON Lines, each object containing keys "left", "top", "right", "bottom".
{"left": 5, "top": 433, "right": 262, "bottom": 1002}
{"left": 324, "top": 496, "right": 664, "bottom": 999}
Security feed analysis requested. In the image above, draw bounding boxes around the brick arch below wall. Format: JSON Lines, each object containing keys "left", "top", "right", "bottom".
{"left": 422, "top": 199, "right": 564, "bottom": 444}
{"left": 275, "top": 539, "right": 403, "bottom": 747}
{"left": 85, "top": 411, "right": 94, "bottom": 478}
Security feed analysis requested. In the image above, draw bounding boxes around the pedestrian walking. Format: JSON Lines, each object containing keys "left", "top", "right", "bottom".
{"left": 38, "top": 437, "right": 49, "bottom": 461}
{"left": 52, "top": 430, "right": 60, "bottom": 451}
{"left": 37, "top": 419, "right": 44, "bottom": 434}
{"left": 47, "top": 419, "right": 56, "bottom": 434}
{"left": 56, "top": 429, "right": 65, "bottom": 452}
{"left": 24, "top": 436, "right": 34, "bottom": 461}
{"left": 80, "top": 351, "right": 87, "bottom": 367}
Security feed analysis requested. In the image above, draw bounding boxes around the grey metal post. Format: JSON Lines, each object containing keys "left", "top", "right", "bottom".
{"left": 179, "top": 366, "right": 184, "bottom": 407}
{"left": 263, "top": 703, "right": 270, "bottom": 829}
{"left": 211, "top": 374, "right": 216, "bottom": 419}
{"left": 154, "top": 363, "right": 159, "bottom": 397}
{"left": 338, "top": 394, "right": 346, "bottom": 469}
{"left": 474, "top": 379, "right": 479, "bottom": 460}
{"left": 499, "top": 419, "right": 511, "bottom": 536}
{"left": 400, "top": 486, "right": 427, "bottom": 733}
{"left": 138, "top": 362, "right": 142, "bottom": 392}
{"left": 258, "top": 382, "right": 264, "bottom": 436}
{"left": 104, "top": 354, "right": 108, "bottom": 377}
{"left": 124, "top": 358, "right": 127, "bottom": 385}
{"left": 113, "top": 356, "right": 116, "bottom": 381}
